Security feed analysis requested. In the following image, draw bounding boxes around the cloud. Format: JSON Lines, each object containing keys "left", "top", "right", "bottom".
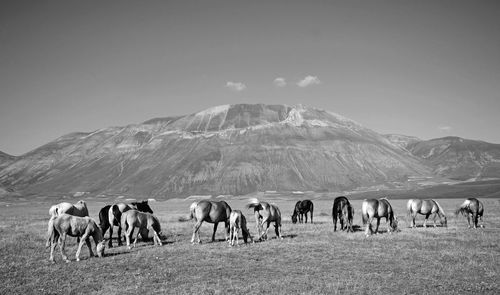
{"left": 225, "top": 81, "right": 246, "bottom": 92}
{"left": 297, "top": 75, "right": 321, "bottom": 87}
{"left": 438, "top": 126, "right": 452, "bottom": 132}
{"left": 273, "top": 77, "right": 286, "bottom": 87}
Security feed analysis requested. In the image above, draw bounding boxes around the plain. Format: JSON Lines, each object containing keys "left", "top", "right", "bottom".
{"left": 0, "top": 196, "right": 499, "bottom": 294}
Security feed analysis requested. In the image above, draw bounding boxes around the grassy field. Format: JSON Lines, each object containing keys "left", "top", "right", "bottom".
{"left": 0, "top": 196, "right": 499, "bottom": 294}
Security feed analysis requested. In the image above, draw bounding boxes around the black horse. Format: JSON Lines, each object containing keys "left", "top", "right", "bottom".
{"left": 332, "top": 196, "right": 354, "bottom": 232}
{"left": 291, "top": 200, "right": 314, "bottom": 224}
{"left": 455, "top": 198, "right": 484, "bottom": 228}
{"left": 98, "top": 200, "right": 154, "bottom": 247}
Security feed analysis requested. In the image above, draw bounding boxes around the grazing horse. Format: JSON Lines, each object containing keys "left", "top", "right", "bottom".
{"left": 455, "top": 198, "right": 484, "bottom": 229}
{"left": 121, "top": 210, "right": 162, "bottom": 249}
{"left": 361, "top": 198, "right": 398, "bottom": 236}
{"left": 179, "top": 200, "right": 232, "bottom": 244}
{"left": 246, "top": 198, "right": 283, "bottom": 241}
{"left": 229, "top": 210, "right": 254, "bottom": 246}
{"left": 332, "top": 196, "right": 354, "bottom": 232}
{"left": 407, "top": 199, "right": 447, "bottom": 228}
{"left": 49, "top": 200, "right": 88, "bottom": 217}
{"left": 103, "top": 200, "right": 153, "bottom": 247}
{"left": 291, "top": 200, "right": 314, "bottom": 224}
{"left": 46, "top": 214, "right": 105, "bottom": 263}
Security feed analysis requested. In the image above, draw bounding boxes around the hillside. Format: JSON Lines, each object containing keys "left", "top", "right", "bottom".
{"left": 0, "top": 104, "right": 432, "bottom": 198}
{"left": 407, "top": 136, "right": 500, "bottom": 181}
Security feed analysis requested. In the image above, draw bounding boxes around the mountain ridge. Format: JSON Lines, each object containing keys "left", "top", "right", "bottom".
{"left": 0, "top": 104, "right": 498, "bottom": 198}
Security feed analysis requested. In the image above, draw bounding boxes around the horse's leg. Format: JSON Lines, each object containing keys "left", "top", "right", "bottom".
{"left": 423, "top": 214, "right": 429, "bottom": 228}
{"left": 212, "top": 222, "right": 219, "bottom": 242}
{"left": 117, "top": 224, "right": 123, "bottom": 246}
{"left": 108, "top": 225, "right": 114, "bottom": 248}
{"left": 432, "top": 213, "right": 438, "bottom": 228}
{"left": 304, "top": 212, "right": 308, "bottom": 224}
{"left": 274, "top": 222, "right": 283, "bottom": 239}
{"left": 150, "top": 226, "right": 162, "bottom": 246}
{"left": 59, "top": 234, "right": 70, "bottom": 263}
{"left": 472, "top": 213, "right": 478, "bottom": 229}
{"left": 75, "top": 233, "right": 90, "bottom": 262}
{"left": 375, "top": 218, "right": 380, "bottom": 234}
{"left": 49, "top": 232, "right": 58, "bottom": 263}
{"left": 225, "top": 221, "right": 230, "bottom": 242}
{"left": 310, "top": 210, "right": 313, "bottom": 224}
{"left": 467, "top": 214, "right": 472, "bottom": 228}
{"left": 191, "top": 221, "right": 203, "bottom": 244}
{"left": 365, "top": 217, "right": 373, "bottom": 236}
{"left": 333, "top": 215, "right": 338, "bottom": 231}
{"left": 125, "top": 226, "right": 133, "bottom": 249}
{"left": 132, "top": 227, "right": 141, "bottom": 248}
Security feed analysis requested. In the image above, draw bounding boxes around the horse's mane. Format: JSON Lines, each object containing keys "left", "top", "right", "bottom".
{"left": 434, "top": 200, "right": 446, "bottom": 217}
{"left": 455, "top": 199, "right": 471, "bottom": 216}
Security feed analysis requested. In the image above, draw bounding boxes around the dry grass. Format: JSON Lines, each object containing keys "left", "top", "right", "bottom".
{"left": 0, "top": 197, "right": 499, "bottom": 294}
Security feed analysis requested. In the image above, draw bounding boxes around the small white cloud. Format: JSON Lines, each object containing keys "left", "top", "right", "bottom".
{"left": 297, "top": 75, "right": 321, "bottom": 88}
{"left": 273, "top": 77, "right": 286, "bottom": 87}
{"left": 438, "top": 126, "right": 452, "bottom": 132}
{"left": 225, "top": 81, "right": 246, "bottom": 92}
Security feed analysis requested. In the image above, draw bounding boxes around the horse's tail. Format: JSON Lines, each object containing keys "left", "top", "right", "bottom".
{"left": 178, "top": 202, "right": 198, "bottom": 222}
{"left": 49, "top": 205, "right": 58, "bottom": 217}
{"left": 455, "top": 199, "right": 470, "bottom": 216}
{"left": 406, "top": 199, "right": 414, "bottom": 220}
{"left": 120, "top": 212, "right": 128, "bottom": 235}
{"left": 361, "top": 201, "right": 368, "bottom": 225}
{"left": 45, "top": 215, "right": 57, "bottom": 248}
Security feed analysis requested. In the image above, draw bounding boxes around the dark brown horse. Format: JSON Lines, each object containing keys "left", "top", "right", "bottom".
{"left": 407, "top": 199, "right": 447, "bottom": 228}
{"left": 455, "top": 198, "right": 484, "bottom": 228}
{"left": 99, "top": 200, "right": 153, "bottom": 247}
{"left": 291, "top": 200, "right": 314, "bottom": 224}
{"left": 361, "top": 198, "right": 398, "bottom": 236}
{"left": 179, "top": 200, "right": 232, "bottom": 244}
{"left": 246, "top": 198, "right": 283, "bottom": 241}
{"left": 332, "top": 196, "right": 354, "bottom": 232}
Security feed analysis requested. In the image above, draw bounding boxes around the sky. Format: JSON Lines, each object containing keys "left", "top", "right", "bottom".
{"left": 1, "top": 0, "right": 500, "bottom": 155}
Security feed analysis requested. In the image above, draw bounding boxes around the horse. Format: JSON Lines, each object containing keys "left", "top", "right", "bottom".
{"left": 455, "top": 198, "right": 484, "bottom": 228}
{"left": 229, "top": 210, "right": 254, "bottom": 246}
{"left": 49, "top": 200, "right": 88, "bottom": 217}
{"left": 48, "top": 200, "right": 89, "bottom": 244}
{"left": 246, "top": 198, "right": 283, "bottom": 241}
{"left": 291, "top": 200, "right": 314, "bottom": 224}
{"left": 407, "top": 199, "right": 447, "bottom": 228}
{"left": 46, "top": 214, "right": 105, "bottom": 263}
{"left": 179, "top": 200, "right": 232, "bottom": 244}
{"left": 102, "top": 200, "right": 153, "bottom": 247}
{"left": 332, "top": 196, "right": 354, "bottom": 232}
{"left": 121, "top": 210, "right": 162, "bottom": 249}
{"left": 361, "top": 198, "right": 398, "bottom": 236}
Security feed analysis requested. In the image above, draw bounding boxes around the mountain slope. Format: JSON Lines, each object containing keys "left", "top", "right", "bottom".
{"left": 408, "top": 136, "right": 500, "bottom": 181}
{"left": 0, "top": 104, "right": 433, "bottom": 197}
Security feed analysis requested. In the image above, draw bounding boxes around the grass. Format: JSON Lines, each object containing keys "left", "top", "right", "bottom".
{"left": 0, "top": 197, "right": 499, "bottom": 294}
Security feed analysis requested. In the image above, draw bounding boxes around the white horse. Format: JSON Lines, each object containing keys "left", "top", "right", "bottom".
{"left": 49, "top": 200, "right": 89, "bottom": 217}
{"left": 47, "top": 214, "right": 105, "bottom": 263}
{"left": 229, "top": 210, "right": 254, "bottom": 246}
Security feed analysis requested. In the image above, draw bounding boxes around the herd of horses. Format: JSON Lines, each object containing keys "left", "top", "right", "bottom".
{"left": 45, "top": 196, "right": 485, "bottom": 263}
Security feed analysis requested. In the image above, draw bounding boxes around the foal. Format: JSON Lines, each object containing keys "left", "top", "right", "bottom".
{"left": 121, "top": 210, "right": 162, "bottom": 249}
{"left": 229, "top": 210, "right": 254, "bottom": 246}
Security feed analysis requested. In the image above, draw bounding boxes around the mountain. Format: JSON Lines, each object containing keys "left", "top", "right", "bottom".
{"left": 0, "top": 151, "right": 15, "bottom": 169}
{"left": 407, "top": 136, "right": 500, "bottom": 181}
{"left": 0, "top": 104, "right": 433, "bottom": 198}
{"left": 385, "top": 134, "right": 422, "bottom": 149}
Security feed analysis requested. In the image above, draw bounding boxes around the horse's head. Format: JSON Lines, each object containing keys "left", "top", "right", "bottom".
{"left": 391, "top": 216, "right": 399, "bottom": 232}
{"left": 291, "top": 214, "right": 298, "bottom": 224}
